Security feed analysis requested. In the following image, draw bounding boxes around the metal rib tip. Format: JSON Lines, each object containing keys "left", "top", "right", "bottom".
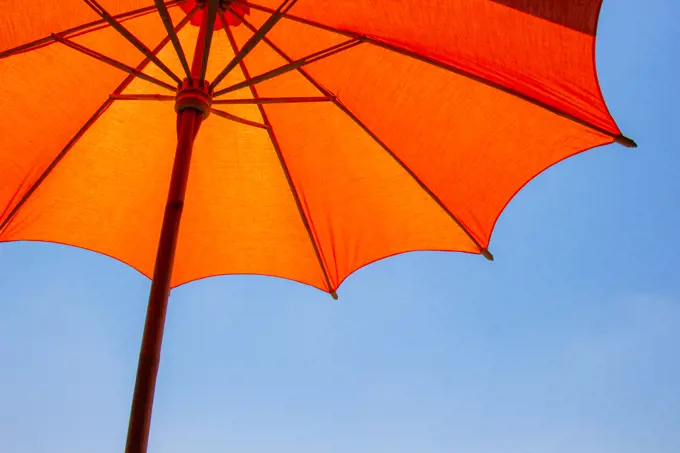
{"left": 330, "top": 291, "right": 339, "bottom": 300}
{"left": 482, "top": 249, "right": 494, "bottom": 261}
{"left": 615, "top": 135, "right": 638, "bottom": 148}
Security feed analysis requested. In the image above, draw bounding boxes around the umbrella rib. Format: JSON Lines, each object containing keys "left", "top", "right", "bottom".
{"left": 82, "top": 0, "right": 183, "bottom": 84}
{"left": 0, "top": 100, "right": 112, "bottom": 236}
{"left": 198, "top": 0, "right": 220, "bottom": 81}
{"left": 237, "top": 15, "right": 493, "bottom": 260}
{"left": 329, "top": 98, "right": 494, "bottom": 260}
{"left": 0, "top": 17, "right": 189, "bottom": 238}
{"left": 107, "top": 95, "right": 332, "bottom": 104}
{"left": 109, "top": 8, "right": 195, "bottom": 97}
{"left": 210, "top": 108, "right": 269, "bottom": 129}
{"left": 210, "top": 0, "right": 298, "bottom": 91}
{"left": 154, "top": 0, "right": 193, "bottom": 79}
{"left": 213, "top": 37, "right": 362, "bottom": 97}
{"left": 0, "top": 0, "right": 188, "bottom": 60}
{"left": 232, "top": 0, "right": 637, "bottom": 148}
{"left": 111, "top": 93, "right": 176, "bottom": 101}
{"left": 221, "top": 14, "right": 338, "bottom": 298}
{"left": 51, "top": 34, "right": 177, "bottom": 92}
{"left": 213, "top": 96, "right": 334, "bottom": 104}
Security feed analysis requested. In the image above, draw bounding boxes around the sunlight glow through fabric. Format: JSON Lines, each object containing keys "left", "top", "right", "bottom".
{"left": 0, "top": 0, "right": 635, "bottom": 297}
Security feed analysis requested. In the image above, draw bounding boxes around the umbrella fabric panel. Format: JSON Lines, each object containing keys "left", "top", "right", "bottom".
{"left": 172, "top": 104, "right": 333, "bottom": 291}
{"left": 0, "top": 12, "right": 170, "bottom": 243}
{"left": 0, "top": 98, "right": 177, "bottom": 278}
{"left": 0, "top": 0, "right": 156, "bottom": 53}
{"left": 245, "top": 0, "right": 618, "bottom": 133}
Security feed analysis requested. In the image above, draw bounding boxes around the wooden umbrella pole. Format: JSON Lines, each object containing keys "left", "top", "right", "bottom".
{"left": 124, "top": 5, "right": 214, "bottom": 453}
{"left": 123, "top": 106, "right": 201, "bottom": 453}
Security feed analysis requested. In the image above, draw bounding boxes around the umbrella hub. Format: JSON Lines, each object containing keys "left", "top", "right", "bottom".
{"left": 195, "top": 0, "right": 230, "bottom": 8}
{"left": 175, "top": 78, "right": 213, "bottom": 118}
{"left": 185, "top": 0, "right": 248, "bottom": 28}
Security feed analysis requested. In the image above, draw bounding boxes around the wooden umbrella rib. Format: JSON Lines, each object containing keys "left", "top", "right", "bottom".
{"left": 221, "top": 14, "right": 338, "bottom": 298}
{"left": 109, "top": 9, "right": 193, "bottom": 100}
{"left": 198, "top": 0, "right": 220, "bottom": 81}
{"left": 111, "top": 94, "right": 176, "bottom": 101}
{"left": 212, "top": 96, "right": 334, "bottom": 104}
{"left": 154, "top": 0, "right": 193, "bottom": 79}
{"left": 0, "top": 0, "right": 188, "bottom": 60}
{"left": 210, "top": 0, "right": 298, "bottom": 90}
{"left": 331, "top": 96, "right": 494, "bottom": 260}
{"left": 212, "top": 38, "right": 361, "bottom": 97}
{"left": 83, "top": 0, "right": 183, "bottom": 84}
{"left": 0, "top": 100, "right": 113, "bottom": 236}
{"left": 237, "top": 14, "right": 494, "bottom": 260}
{"left": 210, "top": 108, "right": 269, "bottom": 129}
{"left": 111, "top": 5, "right": 196, "bottom": 97}
{"left": 64, "top": 12, "right": 162, "bottom": 42}
{"left": 52, "top": 34, "right": 176, "bottom": 92}
{"left": 232, "top": 0, "right": 636, "bottom": 148}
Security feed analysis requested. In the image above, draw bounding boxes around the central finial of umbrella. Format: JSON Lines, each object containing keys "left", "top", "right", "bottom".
{"left": 175, "top": 79, "right": 213, "bottom": 118}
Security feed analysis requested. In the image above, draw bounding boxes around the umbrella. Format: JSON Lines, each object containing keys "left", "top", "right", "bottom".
{"left": 0, "top": 1, "right": 635, "bottom": 452}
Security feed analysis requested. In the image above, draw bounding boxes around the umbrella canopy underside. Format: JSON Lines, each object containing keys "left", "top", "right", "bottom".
{"left": 0, "top": 0, "right": 628, "bottom": 295}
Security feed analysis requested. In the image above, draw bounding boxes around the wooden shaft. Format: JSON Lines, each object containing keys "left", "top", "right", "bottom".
{"left": 123, "top": 6, "right": 211, "bottom": 452}
{"left": 124, "top": 107, "right": 201, "bottom": 453}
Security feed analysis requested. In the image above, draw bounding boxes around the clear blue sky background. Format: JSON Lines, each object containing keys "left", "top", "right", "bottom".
{"left": 1, "top": 1, "right": 679, "bottom": 452}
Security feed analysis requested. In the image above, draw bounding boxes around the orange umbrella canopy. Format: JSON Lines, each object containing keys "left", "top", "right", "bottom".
{"left": 0, "top": 0, "right": 633, "bottom": 296}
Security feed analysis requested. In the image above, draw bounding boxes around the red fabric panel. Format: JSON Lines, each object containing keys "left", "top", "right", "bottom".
{"left": 249, "top": 0, "right": 619, "bottom": 133}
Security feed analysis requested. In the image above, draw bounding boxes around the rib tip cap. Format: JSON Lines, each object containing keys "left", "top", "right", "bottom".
{"left": 615, "top": 135, "right": 637, "bottom": 148}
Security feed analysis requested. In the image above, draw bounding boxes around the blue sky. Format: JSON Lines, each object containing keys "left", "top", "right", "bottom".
{"left": 1, "top": 1, "right": 679, "bottom": 452}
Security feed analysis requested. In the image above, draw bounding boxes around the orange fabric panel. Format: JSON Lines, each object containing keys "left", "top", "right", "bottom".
{"left": 249, "top": 1, "right": 619, "bottom": 134}
{"left": 230, "top": 25, "right": 480, "bottom": 288}
{"left": 173, "top": 104, "right": 330, "bottom": 290}
{"left": 0, "top": 99, "right": 176, "bottom": 277}
{"left": 231, "top": 17, "right": 613, "bottom": 252}
{"left": 0, "top": 1, "right": 155, "bottom": 53}
{"left": 127, "top": 19, "right": 329, "bottom": 289}
{"left": 0, "top": 13, "right": 168, "bottom": 237}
